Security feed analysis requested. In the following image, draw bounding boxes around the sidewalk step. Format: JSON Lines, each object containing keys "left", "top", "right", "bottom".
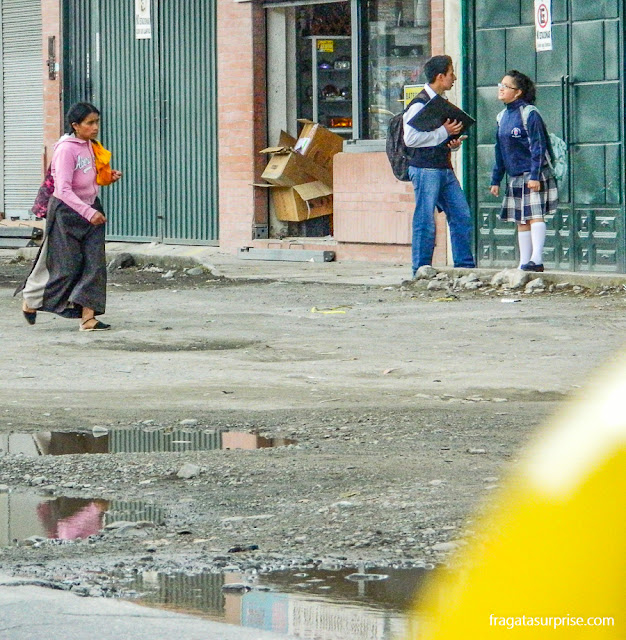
{"left": 0, "top": 225, "right": 43, "bottom": 248}
{"left": 237, "top": 247, "right": 335, "bottom": 262}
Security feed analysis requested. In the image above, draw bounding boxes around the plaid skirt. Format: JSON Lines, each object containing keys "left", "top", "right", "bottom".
{"left": 499, "top": 169, "right": 559, "bottom": 223}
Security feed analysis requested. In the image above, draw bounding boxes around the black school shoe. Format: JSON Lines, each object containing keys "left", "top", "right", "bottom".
{"left": 520, "top": 261, "right": 545, "bottom": 272}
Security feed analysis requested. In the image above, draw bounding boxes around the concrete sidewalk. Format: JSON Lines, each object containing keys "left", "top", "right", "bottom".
{"left": 10, "top": 240, "right": 626, "bottom": 289}
{"left": 0, "top": 576, "right": 293, "bottom": 640}
{"left": 107, "top": 241, "right": 411, "bottom": 286}
{"left": 104, "top": 242, "right": 626, "bottom": 290}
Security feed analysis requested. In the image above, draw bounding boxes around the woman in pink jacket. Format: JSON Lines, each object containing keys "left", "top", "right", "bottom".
{"left": 17, "top": 103, "right": 121, "bottom": 331}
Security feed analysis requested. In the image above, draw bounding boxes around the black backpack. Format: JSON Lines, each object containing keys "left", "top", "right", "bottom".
{"left": 385, "top": 98, "right": 418, "bottom": 181}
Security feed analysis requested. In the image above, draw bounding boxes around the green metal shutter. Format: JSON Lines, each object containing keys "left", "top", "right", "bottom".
{"left": 159, "top": 0, "right": 218, "bottom": 244}
{"left": 80, "top": 0, "right": 218, "bottom": 244}
{"left": 97, "top": 0, "right": 161, "bottom": 241}
{"left": 0, "top": 0, "right": 43, "bottom": 220}
{"left": 63, "top": 0, "right": 93, "bottom": 105}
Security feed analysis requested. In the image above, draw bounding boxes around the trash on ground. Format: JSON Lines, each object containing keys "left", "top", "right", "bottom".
{"left": 311, "top": 305, "right": 351, "bottom": 314}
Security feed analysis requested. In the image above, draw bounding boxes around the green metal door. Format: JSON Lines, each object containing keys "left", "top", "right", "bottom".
{"left": 470, "top": 0, "right": 624, "bottom": 271}
{"left": 64, "top": 0, "right": 218, "bottom": 244}
{"left": 157, "top": 2, "right": 218, "bottom": 244}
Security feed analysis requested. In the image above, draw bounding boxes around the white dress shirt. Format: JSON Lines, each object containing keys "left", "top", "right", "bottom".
{"left": 402, "top": 83, "right": 450, "bottom": 148}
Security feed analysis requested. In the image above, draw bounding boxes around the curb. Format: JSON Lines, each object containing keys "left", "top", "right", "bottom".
{"left": 105, "top": 247, "right": 220, "bottom": 275}
{"left": 427, "top": 266, "right": 626, "bottom": 290}
{"left": 13, "top": 245, "right": 626, "bottom": 290}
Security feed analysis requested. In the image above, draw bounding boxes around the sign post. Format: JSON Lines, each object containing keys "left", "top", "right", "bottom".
{"left": 535, "top": 0, "right": 553, "bottom": 52}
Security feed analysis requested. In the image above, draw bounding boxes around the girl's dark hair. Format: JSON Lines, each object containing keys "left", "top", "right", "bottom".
{"left": 65, "top": 102, "right": 100, "bottom": 135}
{"left": 506, "top": 70, "right": 536, "bottom": 104}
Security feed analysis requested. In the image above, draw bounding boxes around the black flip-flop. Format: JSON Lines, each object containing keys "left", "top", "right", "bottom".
{"left": 22, "top": 309, "right": 37, "bottom": 325}
{"left": 79, "top": 318, "right": 111, "bottom": 332}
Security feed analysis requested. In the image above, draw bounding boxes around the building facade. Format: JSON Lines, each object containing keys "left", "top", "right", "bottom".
{"left": 225, "top": 0, "right": 454, "bottom": 264}
{"left": 3, "top": 0, "right": 625, "bottom": 272}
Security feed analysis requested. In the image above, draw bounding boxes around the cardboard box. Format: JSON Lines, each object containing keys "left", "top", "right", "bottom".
{"left": 277, "top": 130, "right": 297, "bottom": 148}
{"left": 260, "top": 129, "right": 317, "bottom": 187}
{"left": 257, "top": 124, "right": 340, "bottom": 223}
{"left": 260, "top": 146, "right": 333, "bottom": 189}
{"left": 260, "top": 148, "right": 317, "bottom": 187}
{"left": 255, "top": 181, "right": 333, "bottom": 222}
{"left": 295, "top": 119, "right": 344, "bottom": 169}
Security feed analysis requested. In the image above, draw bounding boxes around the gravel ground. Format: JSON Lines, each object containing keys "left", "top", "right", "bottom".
{"left": 1, "top": 255, "right": 625, "bottom": 595}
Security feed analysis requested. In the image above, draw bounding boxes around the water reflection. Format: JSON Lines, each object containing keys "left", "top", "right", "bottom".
{"left": 128, "top": 567, "right": 426, "bottom": 640}
{"left": 221, "top": 432, "right": 296, "bottom": 450}
{"left": 0, "top": 494, "right": 164, "bottom": 545}
{"left": 37, "top": 497, "right": 108, "bottom": 540}
{"left": 0, "top": 430, "right": 296, "bottom": 456}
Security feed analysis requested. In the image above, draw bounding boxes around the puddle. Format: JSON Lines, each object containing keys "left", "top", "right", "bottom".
{"left": 0, "top": 494, "right": 164, "bottom": 546}
{"left": 0, "top": 430, "right": 296, "bottom": 456}
{"left": 123, "top": 566, "right": 426, "bottom": 639}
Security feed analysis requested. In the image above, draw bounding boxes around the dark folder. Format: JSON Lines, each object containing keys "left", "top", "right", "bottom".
{"left": 407, "top": 94, "right": 476, "bottom": 137}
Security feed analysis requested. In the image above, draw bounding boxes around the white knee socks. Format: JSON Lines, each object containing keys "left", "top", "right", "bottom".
{"left": 518, "top": 230, "right": 532, "bottom": 268}
{"left": 530, "top": 221, "right": 546, "bottom": 265}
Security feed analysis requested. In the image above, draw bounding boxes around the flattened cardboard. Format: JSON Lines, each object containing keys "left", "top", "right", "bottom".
{"left": 293, "top": 181, "right": 332, "bottom": 200}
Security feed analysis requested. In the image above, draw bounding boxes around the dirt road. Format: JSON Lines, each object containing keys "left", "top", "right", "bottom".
{"left": 1, "top": 256, "right": 625, "bottom": 591}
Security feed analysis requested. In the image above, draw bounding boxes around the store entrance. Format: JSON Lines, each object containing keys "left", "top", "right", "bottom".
{"left": 265, "top": 2, "right": 352, "bottom": 240}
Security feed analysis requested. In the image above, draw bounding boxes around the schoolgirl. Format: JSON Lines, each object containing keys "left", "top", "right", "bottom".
{"left": 489, "top": 70, "right": 558, "bottom": 272}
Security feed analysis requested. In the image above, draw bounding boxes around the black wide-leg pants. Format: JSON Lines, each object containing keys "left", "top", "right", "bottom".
{"left": 16, "top": 197, "right": 107, "bottom": 318}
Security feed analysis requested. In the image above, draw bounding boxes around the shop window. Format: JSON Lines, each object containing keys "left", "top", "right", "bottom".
{"left": 296, "top": 3, "right": 353, "bottom": 138}
{"left": 361, "top": 0, "right": 432, "bottom": 140}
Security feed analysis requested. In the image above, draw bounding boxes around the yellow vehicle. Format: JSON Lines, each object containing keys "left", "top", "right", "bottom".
{"left": 410, "top": 356, "right": 625, "bottom": 638}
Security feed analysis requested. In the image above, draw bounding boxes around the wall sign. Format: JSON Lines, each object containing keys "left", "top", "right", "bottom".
{"left": 535, "top": 0, "right": 552, "bottom": 51}
{"left": 403, "top": 84, "right": 424, "bottom": 108}
{"left": 135, "top": 0, "right": 152, "bottom": 40}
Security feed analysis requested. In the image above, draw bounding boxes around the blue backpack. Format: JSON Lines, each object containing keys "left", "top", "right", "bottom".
{"left": 497, "top": 105, "right": 568, "bottom": 183}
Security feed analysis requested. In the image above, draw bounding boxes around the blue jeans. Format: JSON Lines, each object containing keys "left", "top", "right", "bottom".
{"left": 409, "top": 166, "right": 475, "bottom": 271}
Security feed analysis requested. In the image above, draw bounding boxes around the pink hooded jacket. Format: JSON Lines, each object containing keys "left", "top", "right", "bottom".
{"left": 51, "top": 134, "right": 100, "bottom": 221}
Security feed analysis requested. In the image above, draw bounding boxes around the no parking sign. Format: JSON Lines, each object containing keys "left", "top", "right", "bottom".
{"left": 535, "top": 0, "right": 553, "bottom": 51}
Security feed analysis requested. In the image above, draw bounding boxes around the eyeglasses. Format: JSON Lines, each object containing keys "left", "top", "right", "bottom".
{"left": 498, "top": 82, "right": 518, "bottom": 91}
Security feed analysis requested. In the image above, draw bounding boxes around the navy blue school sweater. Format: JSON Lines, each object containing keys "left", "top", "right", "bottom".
{"left": 491, "top": 99, "right": 549, "bottom": 184}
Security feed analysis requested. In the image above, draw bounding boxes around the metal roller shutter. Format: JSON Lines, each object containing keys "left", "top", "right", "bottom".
{"left": 64, "top": 0, "right": 218, "bottom": 243}
{"left": 1, "top": 0, "right": 43, "bottom": 219}
{"left": 94, "top": 0, "right": 218, "bottom": 243}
